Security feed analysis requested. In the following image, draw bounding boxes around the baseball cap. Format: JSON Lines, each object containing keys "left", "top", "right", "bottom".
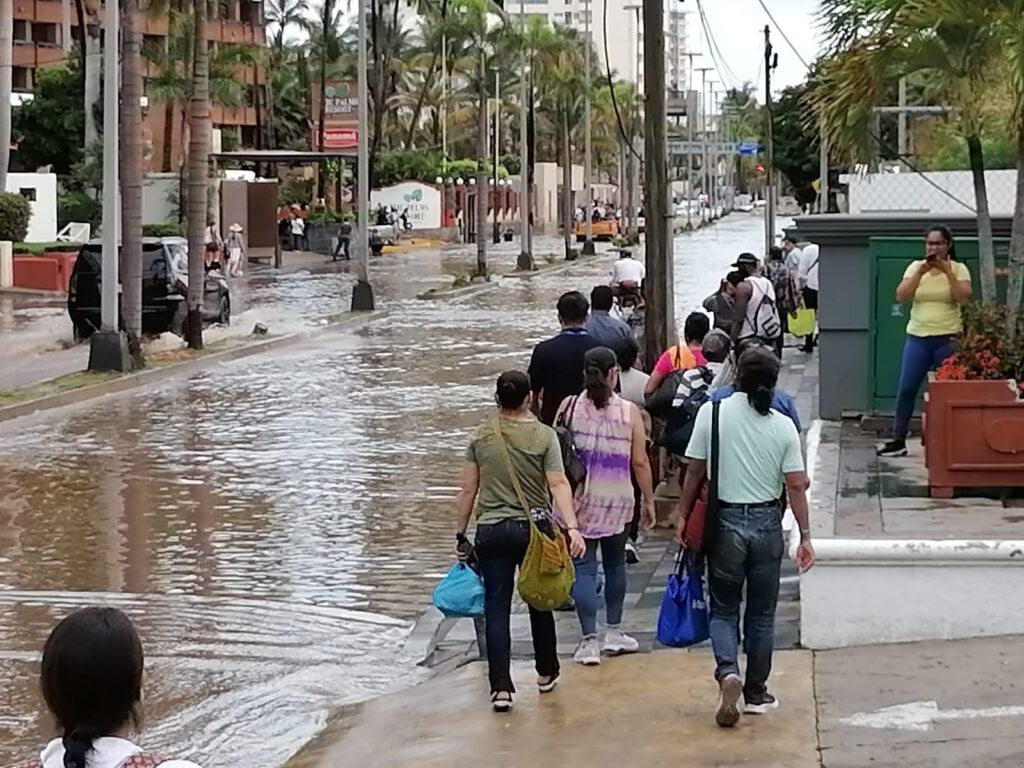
{"left": 731, "top": 252, "right": 760, "bottom": 268}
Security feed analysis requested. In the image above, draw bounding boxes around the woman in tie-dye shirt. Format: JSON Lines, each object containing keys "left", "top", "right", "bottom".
{"left": 554, "top": 346, "right": 656, "bottom": 666}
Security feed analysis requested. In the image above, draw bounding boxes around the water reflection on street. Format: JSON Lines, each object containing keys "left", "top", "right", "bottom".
{"left": 0, "top": 216, "right": 768, "bottom": 767}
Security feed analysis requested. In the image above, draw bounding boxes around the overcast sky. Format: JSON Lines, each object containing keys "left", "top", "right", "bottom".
{"left": 696, "top": 0, "right": 820, "bottom": 93}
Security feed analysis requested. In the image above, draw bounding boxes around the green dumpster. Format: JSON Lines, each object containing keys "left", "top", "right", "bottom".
{"left": 868, "top": 236, "right": 1011, "bottom": 415}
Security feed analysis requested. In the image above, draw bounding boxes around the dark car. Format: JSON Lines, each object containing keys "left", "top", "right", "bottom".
{"left": 68, "top": 237, "right": 231, "bottom": 340}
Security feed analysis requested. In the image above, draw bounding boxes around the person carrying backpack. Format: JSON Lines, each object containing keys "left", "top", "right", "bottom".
{"left": 730, "top": 253, "right": 782, "bottom": 353}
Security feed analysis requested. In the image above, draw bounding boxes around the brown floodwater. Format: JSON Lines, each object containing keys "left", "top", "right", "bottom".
{"left": 0, "top": 218, "right": 766, "bottom": 766}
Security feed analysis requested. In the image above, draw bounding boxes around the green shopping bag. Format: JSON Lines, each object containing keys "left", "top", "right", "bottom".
{"left": 788, "top": 307, "right": 816, "bottom": 337}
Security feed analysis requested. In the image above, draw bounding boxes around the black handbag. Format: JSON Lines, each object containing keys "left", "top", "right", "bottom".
{"left": 554, "top": 396, "right": 588, "bottom": 491}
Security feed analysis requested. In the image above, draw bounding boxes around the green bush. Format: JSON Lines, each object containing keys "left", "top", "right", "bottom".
{"left": 307, "top": 210, "right": 352, "bottom": 226}
{"left": 0, "top": 193, "right": 31, "bottom": 242}
{"left": 13, "top": 241, "right": 81, "bottom": 255}
{"left": 58, "top": 191, "right": 101, "bottom": 228}
{"left": 279, "top": 177, "right": 314, "bottom": 207}
{"left": 373, "top": 151, "right": 510, "bottom": 186}
{"left": 143, "top": 223, "right": 185, "bottom": 237}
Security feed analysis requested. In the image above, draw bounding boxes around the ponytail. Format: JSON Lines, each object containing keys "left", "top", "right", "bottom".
{"left": 746, "top": 385, "right": 773, "bottom": 416}
{"left": 63, "top": 731, "right": 93, "bottom": 768}
{"left": 585, "top": 366, "right": 612, "bottom": 409}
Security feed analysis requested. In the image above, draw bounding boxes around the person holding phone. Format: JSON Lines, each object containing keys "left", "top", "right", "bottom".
{"left": 877, "top": 225, "right": 972, "bottom": 457}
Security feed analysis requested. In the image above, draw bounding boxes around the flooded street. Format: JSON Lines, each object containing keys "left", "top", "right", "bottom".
{"left": 0, "top": 216, "right": 768, "bottom": 767}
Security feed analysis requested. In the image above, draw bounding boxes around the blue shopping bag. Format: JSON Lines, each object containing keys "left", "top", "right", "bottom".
{"left": 432, "top": 563, "right": 485, "bottom": 618}
{"left": 656, "top": 548, "right": 710, "bottom": 647}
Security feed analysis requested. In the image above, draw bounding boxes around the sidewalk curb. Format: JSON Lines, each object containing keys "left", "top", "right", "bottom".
{"left": 0, "top": 310, "right": 388, "bottom": 424}
{"left": 416, "top": 280, "right": 497, "bottom": 301}
{"left": 503, "top": 253, "right": 605, "bottom": 280}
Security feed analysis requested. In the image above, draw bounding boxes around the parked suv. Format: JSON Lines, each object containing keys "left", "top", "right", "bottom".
{"left": 68, "top": 237, "right": 231, "bottom": 341}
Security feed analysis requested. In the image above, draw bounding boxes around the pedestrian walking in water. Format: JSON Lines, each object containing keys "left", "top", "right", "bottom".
{"left": 23, "top": 606, "right": 202, "bottom": 768}
{"left": 877, "top": 225, "right": 971, "bottom": 457}
{"left": 529, "top": 291, "right": 601, "bottom": 426}
{"left": 585, "top": 285, "right": 632, "bottom": 347}
{"left": 454, "top": 371, "right": 585, "bottom": 712}
{"left": 678, "top": 348, "right": 815, "bottom": 728}
{"left": 555, "top": 347, "right": 656, "bottom": 665}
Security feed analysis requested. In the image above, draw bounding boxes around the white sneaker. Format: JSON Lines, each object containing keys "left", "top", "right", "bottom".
{"left": 603, "top": 628, "right": 640, "bottom": 655}
{"left": 574, "top": 636, "right": 602, "bottom": 665}
{"left": 625, "top": 540, "right": 640, "bottom": 564}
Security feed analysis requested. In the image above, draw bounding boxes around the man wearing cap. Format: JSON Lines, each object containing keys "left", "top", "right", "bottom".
{"left": 730, "top": 253, "right": 782, "bottom": 353}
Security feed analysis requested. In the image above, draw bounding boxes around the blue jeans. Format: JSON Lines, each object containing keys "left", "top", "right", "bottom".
{"left": 572, "top": 529, "right": 629, "bottom": 637}
{"left": 707, "top": 504, "right": 784, "bottom": 700}
{"left": 893, "top": 334, "right": 954, "bottom": 441}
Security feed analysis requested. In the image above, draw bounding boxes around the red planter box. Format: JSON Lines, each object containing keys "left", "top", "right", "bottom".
{"left": 923, "top": 378, "right": 1024, "bottom": 497}
{"left": 11, "top": 253, "right": 77, "bottom": 293}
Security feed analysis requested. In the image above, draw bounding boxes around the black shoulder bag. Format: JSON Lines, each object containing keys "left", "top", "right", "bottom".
{"left": 554, "top": 396, "right": 588, "bottom": 492}
{"left": 700, "top": 400, "right": 722, "bottom": 553}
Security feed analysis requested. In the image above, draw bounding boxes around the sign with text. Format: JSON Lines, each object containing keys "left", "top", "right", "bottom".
{"left": 313, "top": 81, "right": 360, "bottom": 149}
{"left": 370, "top": 182, "right": 442, "bottom": 229}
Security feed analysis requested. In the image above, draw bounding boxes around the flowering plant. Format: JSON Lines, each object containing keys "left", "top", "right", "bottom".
{"left": 935, "top": 303, "right": 1024, "bottom": 392}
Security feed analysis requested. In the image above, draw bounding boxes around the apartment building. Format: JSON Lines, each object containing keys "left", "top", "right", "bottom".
{"left": 10, "top": 0, "right": 266, "bottom": 171}
{"left": 516, "top": 0, "right": 688, "bottom": 92}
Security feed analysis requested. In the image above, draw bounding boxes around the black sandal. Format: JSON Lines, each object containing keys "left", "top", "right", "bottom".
{"left": 491, "top": 691, "right": 513, "bottom": 713}
{"left": 537, "top": 674, "right": 559, "bottom": 693}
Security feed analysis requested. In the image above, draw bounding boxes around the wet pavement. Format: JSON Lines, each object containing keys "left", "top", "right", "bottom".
{"left": 0, "top": 217, "right": 772, "bottom": 767}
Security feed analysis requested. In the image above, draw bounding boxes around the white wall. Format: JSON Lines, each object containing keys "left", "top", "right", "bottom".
{"left": 4, "top": 173, "right": 58, "bottom": 242}
{"left": 841, "top": 169, "right": 1017, "bottom": 216}
{"left": 534, "top": 162, "right": 584, "bottom": 233}
{"left": 142, "top": 173, "right": 180, "bottom": 225}
{"left": 371, "top": 182, "right": 443, "bottom": 229}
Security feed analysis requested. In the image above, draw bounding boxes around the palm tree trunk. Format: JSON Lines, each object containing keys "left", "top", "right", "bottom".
{"left": 405, "top": 0, "right": 448, "bottom": 148}
{"left": 84, "top": 17, "right": 102, "bottom": 153}
{"left": 317, "top": 29, "right": 327, "bottom": 202}
{"left": 562, "top": 104, "right": 573, "bottom": 260}
{"left": 162, "top": 100, "right": 176, "bottom": 172}
{"left": 186, "top": 0, "right": 210, "bottom": 350}
{"left": 120, "top": 0, "right": 145, "bottom": 365}
{"left": 476, "top": 56, "right": 488, "bottom": 277}
{"left": 1007, "top": 125, "right": 1024, "bottom": 342}
{"left": 967, "top": 134, "right": 996, "bottom": 304}
{"left": 0, "top": 0, "right": 12, "bottom": 193}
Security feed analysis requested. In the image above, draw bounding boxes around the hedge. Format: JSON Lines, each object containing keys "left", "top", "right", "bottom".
{"left": 0, "top": 193, "right": 31, "bottom": 243}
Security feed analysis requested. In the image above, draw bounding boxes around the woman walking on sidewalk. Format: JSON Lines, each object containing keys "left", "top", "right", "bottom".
{"left": 556, "top": 347, "right": 656, "bottom": 665}
{"left": 877, "top": 225, "right": 972, "bottom": 457}
{"left": 454, "top": 371, "right": 585, "bottom": 713}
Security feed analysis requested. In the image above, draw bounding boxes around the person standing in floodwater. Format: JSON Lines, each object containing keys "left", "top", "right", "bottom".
{"left": 20, "top": 607, "right": 202, "bottom": 768}
{"left": 454, "top": 371, "right": 585, "bottom": 713}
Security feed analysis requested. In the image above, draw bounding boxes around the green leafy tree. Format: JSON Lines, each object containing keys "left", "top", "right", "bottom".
{"left": 11, "top": 66, "right": 85, "bottom": 176}
{"left": 773, "top": 83, "right": 819, "bottom": 208}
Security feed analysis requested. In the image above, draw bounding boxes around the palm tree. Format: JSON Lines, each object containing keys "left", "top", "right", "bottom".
{"left": 186, "top": 0, "right": 211, "bottom": 350}
{"left": 266, "top": 0, "right": 309, "bottom": 148}
{"left": 121, "top": 0, "right": 145, "bottom": 364}
{"left": 0, "top": 0, "right": 12, "bottom": 193}
{"left": 812, "top": 0, "right": 1001, "bottom": 303}
{"left": 308, "top": 0, "right": 346, "bottom": 198}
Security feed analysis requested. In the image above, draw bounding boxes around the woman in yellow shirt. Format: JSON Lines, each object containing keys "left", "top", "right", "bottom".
{"left": 877, "top": 225, "right": 972, "bottom": 457}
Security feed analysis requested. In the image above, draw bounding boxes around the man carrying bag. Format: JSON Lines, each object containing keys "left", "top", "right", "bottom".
{"left": 676, "top": 348, "right": 815, "bottom": 728}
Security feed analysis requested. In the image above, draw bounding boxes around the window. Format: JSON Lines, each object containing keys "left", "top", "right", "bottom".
{"left": 563, "top": 11, "right": 572, "bottom": 24}
{"left": 33, "top": 22, "right": 60, "bottom": 46}
{"left": 13, "top": 20, "right": 30, "bottom": 42}
{"left": 19, "top": 188, "right": 37, "bottom": 202}
{"left": 240, "top": 0, "right": 260, "bottom": 24}
{"left": 12, "top": 67, "right": 32, "bottom": 91}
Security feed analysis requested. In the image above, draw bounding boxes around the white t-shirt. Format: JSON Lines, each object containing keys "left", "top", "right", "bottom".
{"left": 290, "top": 217, "right": 306, "bottom": 235}
{"left": 738, "top": 275, "right": 778, "bottom": 341}
{"left": 685, "top": 392, "right": 804, "bottom": 504}
{"left": 799, "top": 244, "right": 820, "bottom": 291}
{"left": 619, "top": 368, "right": 650, "bottom": 407}
{"left": 784, "top": 245, "right": 803, "bottom": 275}
{"left": 611, "top": 258, "right": 646, "bottom": 285}
{"left": 38, "top": 737, "right": 201, "bottom": 768}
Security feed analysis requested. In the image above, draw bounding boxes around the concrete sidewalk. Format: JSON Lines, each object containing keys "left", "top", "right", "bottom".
{"left": 288, "top": 650, "right": 819, "bottom": 768}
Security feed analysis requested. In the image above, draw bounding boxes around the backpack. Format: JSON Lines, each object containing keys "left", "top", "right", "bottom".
{"left": 656, "top": 367, "right": 713, "bottom": 456}
{"left": 18, "top": 754, "right": 163, "bottom": 768}
{"left": 749, "top": 276, "right": 782, "bottom": 340}
{"left": 554, "top": 396, "right": 587, "bottom": 492}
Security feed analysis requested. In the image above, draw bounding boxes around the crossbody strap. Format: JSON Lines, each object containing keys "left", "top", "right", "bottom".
{"left": 708, "top": 400, "right": 721, "bottom": 515}
{"left": 493, "top": 419, "right": 532, "bottom": 520}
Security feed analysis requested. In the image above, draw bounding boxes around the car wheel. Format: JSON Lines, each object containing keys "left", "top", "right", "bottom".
{"left": 218, "top": 295, "right": 231, "bottom": 326}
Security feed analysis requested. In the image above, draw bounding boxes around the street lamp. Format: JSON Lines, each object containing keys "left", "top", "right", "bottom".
{"left": 580, "top": 0, "right": 595, "bottom": 256}
{"left": 88, "top": 0, "right": 129, "bottom": 371}
{"left": 492, "top": 66, "right": 501, "bottom": 244}
{"left": 517, "top": 0, "right": 533, "bottom": 271}
{"left": 351, "top": 0, "right": 374, "bottom": 311}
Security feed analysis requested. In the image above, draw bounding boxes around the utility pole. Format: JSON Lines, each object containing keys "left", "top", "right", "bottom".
{"left": 709, "top": 83, "right": 718, "bottom": 220}
{"left": 683, "top": 52, "right": 697, "bottom": 228}
{"left": 442, "top": 34, "right": 447, "bottom": 173}
{"left": 88, "top": 0, "right": 130, "bottom": 371}
{"left": 518, "top": 0, "right": 532, "bottom": 270}
{"left": 643, "top": 0, "right": 674, "bottom": 368}
{"left": 493, "top": 68, "right": 501, "bottom": 244}
{"left": 351, "top": 0, "right": 374, "bottom": 310}
{"left": 819, "top": 122, "right": 829, "bottom": 214}
{"left": 694, "top": 67, "right": 711, "bottom": 225}
{"left": 763, "top": 24, "right": 777, "bottom": 256}
{"left": 624, "top": 4, "right": 642, "bottom": 241}
{"left": 897, "top": 76, "right": 908, "bottom": 162}
{"left": 582, "top": 0, "right": 595, "bottom": 255}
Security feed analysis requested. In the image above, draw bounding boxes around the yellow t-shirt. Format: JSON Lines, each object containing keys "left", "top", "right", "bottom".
{"left": 904, "top": 259, "right": 971, "bottom": 337}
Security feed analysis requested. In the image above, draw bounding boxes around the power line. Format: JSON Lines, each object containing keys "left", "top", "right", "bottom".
{"left": 756, "top": 0, "right": 976, "bottom": 213}
{"left": 694, "top": 0, "right": 740, "bottom": 89}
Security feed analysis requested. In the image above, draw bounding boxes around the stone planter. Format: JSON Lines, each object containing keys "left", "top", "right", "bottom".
{"left": 923, "top": 377, "right": 1024, "bottom": 497}
{"left": 305, "top": 224, "right": 342, "bottom": 255}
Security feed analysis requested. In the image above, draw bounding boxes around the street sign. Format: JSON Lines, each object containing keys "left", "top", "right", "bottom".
{"left": 667, "top": 140, "right": 739, "bottom": 155}
{"left": 738, "top": 140, "right": 759, "bottom": 156}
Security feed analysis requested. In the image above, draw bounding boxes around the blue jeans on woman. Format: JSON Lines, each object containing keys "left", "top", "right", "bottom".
{"left": 572, "top": 529, "right": 629, "bottom": 637}
{"left": 892, "top": 334, "right": 954, "bottom": 441}
{"left": 707, "top": 503, "right": 784, "bottom": 701}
